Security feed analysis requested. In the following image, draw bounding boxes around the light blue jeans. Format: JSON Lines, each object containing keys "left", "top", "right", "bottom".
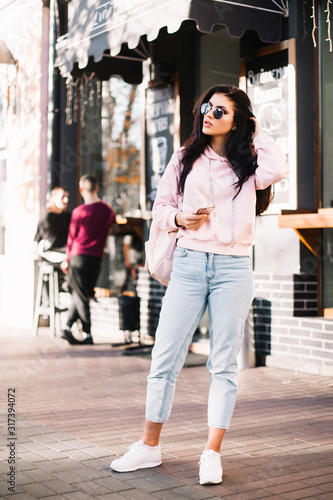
{"left": 146, "top": 248, "right": 254, "bottom": 429}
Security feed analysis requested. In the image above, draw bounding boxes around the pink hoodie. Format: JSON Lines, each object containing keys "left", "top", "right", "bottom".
{"left": 152, "top": 132, "right": 289, "bottom": 256}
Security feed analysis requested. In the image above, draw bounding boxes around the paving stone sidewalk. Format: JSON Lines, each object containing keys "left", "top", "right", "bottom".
{"left": 0, "top": 332, "right": 333, "bottom": 500}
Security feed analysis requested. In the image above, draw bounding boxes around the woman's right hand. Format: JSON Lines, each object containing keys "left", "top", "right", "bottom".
{"left": 175, "top": 211, "right": 209, "bottom": 230}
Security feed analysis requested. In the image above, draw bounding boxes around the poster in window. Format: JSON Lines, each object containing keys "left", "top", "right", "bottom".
{"left": 145, "top": 82, "right": 178, "bottom": 211}
{"left": 245, "top": 40, "right": 297, "bottom": 213}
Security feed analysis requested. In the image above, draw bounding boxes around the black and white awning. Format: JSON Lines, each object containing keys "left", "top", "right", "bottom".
{"left": 55, "top": 0, "right": 288, "bottom": 78}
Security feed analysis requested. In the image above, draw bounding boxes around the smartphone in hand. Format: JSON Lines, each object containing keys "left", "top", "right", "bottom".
{"left": 195, "top": 205, "right": 215, "bottom": 215}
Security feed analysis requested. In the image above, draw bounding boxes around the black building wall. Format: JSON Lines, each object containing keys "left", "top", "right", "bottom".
{"left": 289, "top": 0, "right": 317, "bottom": 212}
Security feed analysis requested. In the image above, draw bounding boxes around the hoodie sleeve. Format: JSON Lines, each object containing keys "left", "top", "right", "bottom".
{"left": 152, "top": 151, "right": 183, "bottom": 231}
{"left": 253, "top": 132, "right": 289, "bottom": 189}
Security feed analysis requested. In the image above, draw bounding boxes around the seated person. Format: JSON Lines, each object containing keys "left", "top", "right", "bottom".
{"left": 123, "top": 231, "right": 144, "bottom": 279}
{"left": 35, "top": 186, "right": 71, "bottom": 264}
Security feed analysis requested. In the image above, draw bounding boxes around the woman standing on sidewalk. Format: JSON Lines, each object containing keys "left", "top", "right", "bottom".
{"left": 110, "top": 85, "right": 288, "bottom": 484}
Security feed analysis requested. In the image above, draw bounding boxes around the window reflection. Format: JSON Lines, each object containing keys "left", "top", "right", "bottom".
{"left": 80, "top": 76, "right": 143, "bottom": 217}
{"left": 103, "top": 77, "right": 143, "bottom": 217}
{"left": 79, "top": 75, "right": 143, "bottom": 291}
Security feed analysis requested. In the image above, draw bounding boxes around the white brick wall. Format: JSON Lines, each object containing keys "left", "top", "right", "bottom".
{"left": 253, "top": 272, "right": 333, "bottom": 376}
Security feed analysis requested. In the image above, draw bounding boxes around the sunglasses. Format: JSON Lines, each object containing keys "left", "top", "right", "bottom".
{"left": 201, "top": 102, "right": 230, "bottom": 120}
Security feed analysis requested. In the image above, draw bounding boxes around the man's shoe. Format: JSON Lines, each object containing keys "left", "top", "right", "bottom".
{"left": 199, "top": 449, "right": 223, "bottom": 485}
{"left": 80, "top": 335, "right": 94, "bottom": 345}
{"left": 61, "top": 328, "right": 80, "bottom": 345}
{"left": 110, "top": 440, "right": 162, "bottom": 472}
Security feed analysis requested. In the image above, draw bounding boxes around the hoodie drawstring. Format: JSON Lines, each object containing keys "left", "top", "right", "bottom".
{"left": 231, "top": 172, "right": 235, "bottom": 248}
{"left": 209, "top": 158, "right": 218, "bottom": 222}
{"left": 208, "top": 158, "right": 235, "bottom": 247}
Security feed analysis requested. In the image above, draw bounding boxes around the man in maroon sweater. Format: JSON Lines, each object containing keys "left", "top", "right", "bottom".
{"left": 60, "top": 174, "right": 116, "bottom": 345}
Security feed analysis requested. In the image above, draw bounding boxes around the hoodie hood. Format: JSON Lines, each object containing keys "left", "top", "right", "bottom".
{"left": 204, "top": 145, "right": 229, "bottom": 162}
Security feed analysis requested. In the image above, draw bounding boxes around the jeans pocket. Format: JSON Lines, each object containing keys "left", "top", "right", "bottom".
{"left": 174, "top": 247, "right": 188, "bottom": 258}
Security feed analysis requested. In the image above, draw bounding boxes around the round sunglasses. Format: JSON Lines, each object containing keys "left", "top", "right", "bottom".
{"left": 201, "top": 102, "right": 230, "bottom": 120}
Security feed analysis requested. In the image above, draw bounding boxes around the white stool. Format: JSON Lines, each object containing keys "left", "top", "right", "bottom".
{"left": 33, "top": 261, "right": 67, "bottom": 336}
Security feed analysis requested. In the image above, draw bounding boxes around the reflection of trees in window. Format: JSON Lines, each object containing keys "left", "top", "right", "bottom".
{"left": 102, "top": 77, "right": 143, "bottom": 217}
{"left": 73, "top": 74, "right": 143, "bottom": 217}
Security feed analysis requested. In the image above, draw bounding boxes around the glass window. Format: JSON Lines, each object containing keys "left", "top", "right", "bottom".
{"left": 79, "top": 76, "right": 144, "bottom": 291}
{"left": 80, "top": 76, "right": 143, "bottom": 217}
{"left": 103, "top": 77, "right": 143, "bottom": 217}
{"left": 200, "top": 28, "right": 240, "bottom": 94}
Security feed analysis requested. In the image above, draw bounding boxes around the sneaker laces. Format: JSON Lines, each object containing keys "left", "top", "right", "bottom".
{"left": 117, "top": 440, "right": 159, "bottom": 463}
{"left": 199, "top": 450, "right": 220, "bottom": 467}
{"left": 128, "top": 440, "right": 143, "bottom": 453}
{"left": 118, "top": 440, "right": 143, "bottom": 460}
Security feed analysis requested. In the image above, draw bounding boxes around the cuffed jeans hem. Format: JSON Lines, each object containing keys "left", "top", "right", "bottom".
{"left": 145, "top": 415, "right": 168, "bottom": 424}
{"left": 208, "top": 423, "right": 230, "bottom": 430}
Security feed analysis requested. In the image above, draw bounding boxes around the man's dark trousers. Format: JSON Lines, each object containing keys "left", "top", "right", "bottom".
{"left": 67, "top": 255, "right": 101, "bottom": 334}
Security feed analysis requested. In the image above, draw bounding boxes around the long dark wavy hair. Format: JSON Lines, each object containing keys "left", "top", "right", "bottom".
{"left": 179, "top": 85, "right": 273, "bottom": 216}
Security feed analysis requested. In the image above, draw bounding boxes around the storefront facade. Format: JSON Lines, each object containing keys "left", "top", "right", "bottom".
{"left": 0, "top": 0, "right": 49, "bottom": 331}
{"left": 50, "top": 0, "right": 333, "bottom": 375}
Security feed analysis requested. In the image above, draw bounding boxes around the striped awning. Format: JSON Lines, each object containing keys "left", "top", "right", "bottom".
{"left": 55, "top": 0, "right": 287, "bottom": 78}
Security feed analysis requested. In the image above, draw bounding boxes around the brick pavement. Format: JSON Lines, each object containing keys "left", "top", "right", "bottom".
{"left": 0, "top": 331, "right": 333, "bottom": 499}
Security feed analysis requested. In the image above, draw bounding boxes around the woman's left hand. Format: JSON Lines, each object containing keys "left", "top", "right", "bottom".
{"left": 251, "top": 117, "right": 262, "bottom": 139}
{"left": 175, "top": 211, "right": 209, "bottom": 230}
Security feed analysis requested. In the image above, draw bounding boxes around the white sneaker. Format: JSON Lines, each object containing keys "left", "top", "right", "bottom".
{"left": 110, "top": 440, "right": 162, "bottom": 472}
{"left": 199, "top": 449, "right": 223, "bottom": 485}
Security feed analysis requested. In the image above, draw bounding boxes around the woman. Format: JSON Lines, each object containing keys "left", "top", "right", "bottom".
{"left": 110, "top": 85, "right": 288, "bottom": 484}
{"left": 35, "top": 186, "right": 71, "bottom": 264}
